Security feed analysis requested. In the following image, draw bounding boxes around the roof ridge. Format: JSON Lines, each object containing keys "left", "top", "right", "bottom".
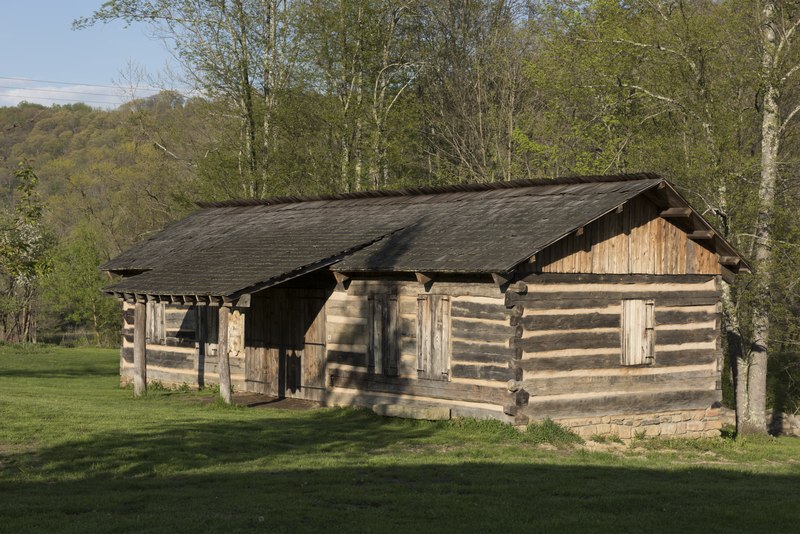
{"left": 196, "top": 172, "right": 663, "bottom": 209}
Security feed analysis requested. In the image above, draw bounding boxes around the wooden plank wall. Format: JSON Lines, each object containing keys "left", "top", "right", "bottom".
{"left": 532, "top": 197, "right": 720, "bottom": 275}
{"left": 509, "top": 275, "right": 723, "bottom": 420}
{"left": 119, "top": 303, "right": 246, "bottom": 390}
{"left": 325, "top": 278, "right": 520, "bottom": 415}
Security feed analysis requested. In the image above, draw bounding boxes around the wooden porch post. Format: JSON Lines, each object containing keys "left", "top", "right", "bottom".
{"left": 217, "top": 305, "right": 232, "bottom": 404}
{"left": 133, "top": 301, "right": 147, "bottom": 396}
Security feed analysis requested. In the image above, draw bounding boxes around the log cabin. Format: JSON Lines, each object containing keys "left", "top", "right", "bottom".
{"left": 102, "top": 173, "right": 749, "bottom": 439}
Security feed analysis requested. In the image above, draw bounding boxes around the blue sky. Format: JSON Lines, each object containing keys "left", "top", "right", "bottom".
{"left": 0, "top": 1, "right": 176, "bottom": 108}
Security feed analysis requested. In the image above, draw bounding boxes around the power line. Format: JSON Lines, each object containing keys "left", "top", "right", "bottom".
{"left": 0, "top": 85, "right": 138, "bottom": 98}
{"left": 0, "top": 93, "right": 125, "bottom": 106}
{"left": 0, "top": 75, "right": 162, "bottom": 92}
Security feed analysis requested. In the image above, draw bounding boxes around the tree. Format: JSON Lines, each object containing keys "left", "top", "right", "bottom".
{"left": 76, "top": 0, "right": 299, "bottom": 198}
{"left": 0, "top": 164, "right": 52, "bottom": 342}
{"left": 296, "top": 0, "right": 425, "bottom": 192}
{"left": 44, "top": 225, "right": 121, "bottom": 345}
{"left": 739, "top": 0, "right": 800, "bottom": 434}
{"left": 418, "top": 0, "right": 536, "bottom": 183}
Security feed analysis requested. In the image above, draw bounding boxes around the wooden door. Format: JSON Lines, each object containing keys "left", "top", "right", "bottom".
{"left": 245, "top": 288, "right": 327, "bottom": 398}
{"left": 245, "top": 295, "right": 275, "bottom": 395}
{"left": 299, "top": 293, "right": 326, "bottom": 390}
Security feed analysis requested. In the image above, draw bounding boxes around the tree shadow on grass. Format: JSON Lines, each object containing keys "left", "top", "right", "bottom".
{"left": 1, "top": 458, "right": 798, "bottom": 533}
{"left": 0, "top": 364, "right": 119, "bottom": 379}
{"left": 1, "top": 410, "right": 799, "bottom": 533}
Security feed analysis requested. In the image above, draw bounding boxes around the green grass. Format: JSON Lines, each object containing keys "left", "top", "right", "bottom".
{"left": 1, "top": 347, "right": 799, "bottom": 533}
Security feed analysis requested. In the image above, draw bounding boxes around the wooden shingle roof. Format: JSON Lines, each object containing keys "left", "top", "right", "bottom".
{"left": 102, "top": 173, "right": 746, "bottom": 300}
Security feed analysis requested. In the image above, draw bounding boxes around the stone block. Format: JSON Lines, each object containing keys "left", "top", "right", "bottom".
{"left": 644, "top": 425, "right": 661, "bottom": 437}
{"left": 595, "top": 424, "right": 612, "bottom": 435}
{"left": 660, "top": 423, "right": 677, "bottom": 436}
{"left": 675, "top": 422, "right": 687, "bottom": 434}
{"left": 706, "top": 418, "right": 722, "bottom": 430}
{"left": 686, "top": 421, "right": 705, "bottom": 432}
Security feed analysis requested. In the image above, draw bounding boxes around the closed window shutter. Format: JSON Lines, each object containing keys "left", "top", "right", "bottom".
{"left": 146, "top": 302, "right": 165, "bottom": 343}
{"left": 622, "top": 299, "right": 655, "bottom": 366}
{"left": 386, "top": 295, "right": 399, "bottom": 376}
{"left": 369, "top": 295, "right": 399, "bottom": 376}
{"left": 417, "top": 295, "right": 450, "bottom": 380}
{"left": 368, "top": 295, "right": 383, "bottom": 374}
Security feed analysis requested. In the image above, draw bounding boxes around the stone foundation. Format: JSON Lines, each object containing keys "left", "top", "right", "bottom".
{"left": 553, "top": 408, "right": 723, "bottom": 441}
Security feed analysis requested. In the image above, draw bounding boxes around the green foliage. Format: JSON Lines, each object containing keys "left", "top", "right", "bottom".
{"left": 444, "top": 416, "right": 526, "bottom": 442}
{"left": 0, "top": 164, "right": 53, "bottom": 343}
{"left": 768, "top": 352, "right": 800, "bottom": 416}
{"left": 524, "top": 419, "right": 584, "bottom": 446}
{"left": 43, "top": 225, "right": 120, "bottom": 345}
{"left": 590, "top": 433, "right": 624, "bottom": 444}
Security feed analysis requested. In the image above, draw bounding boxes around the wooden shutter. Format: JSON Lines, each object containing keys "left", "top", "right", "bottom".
{"left": 621, "top": 299, "right": 655, "bottom": 366}
{"left": 417, "top": 295, "right": 450, "bottom": 380}
{"left": 369, "top": 295, "right": 399, "bottom": 376}
{"left": 146, "top": 302, "right": 165, "bottom": 343}
{"left": 386, "top": 295, "right": 399, "bottom": 376}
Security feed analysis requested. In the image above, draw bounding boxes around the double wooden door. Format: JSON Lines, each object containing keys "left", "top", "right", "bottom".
{"left": 245, "top": 288, "right": 326, "bottom": 398}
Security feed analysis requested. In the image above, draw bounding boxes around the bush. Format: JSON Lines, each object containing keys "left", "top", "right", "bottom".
{"left": 523, "top": 419, "right": 583, "bottom": 447}
{"left": 768, "top": 352, "right": 800, "bottom": 416}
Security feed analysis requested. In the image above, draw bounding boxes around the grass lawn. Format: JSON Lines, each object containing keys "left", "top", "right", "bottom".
{"left": 1, "top": 346, "right": 799, "bottom": 533}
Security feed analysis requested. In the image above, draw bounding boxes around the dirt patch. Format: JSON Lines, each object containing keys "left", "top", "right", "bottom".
{"left": 236, "top": 394, "right": 320, "bottom": 410}
{"left": 181, "top": 392, "right": 320, "bottom": 410}
{"left": 580, "top": 441, "right": 627, "bottom": 453}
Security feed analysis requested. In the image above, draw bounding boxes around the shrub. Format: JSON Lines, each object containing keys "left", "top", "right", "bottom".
{"left": 523, "top": 419, "right": 583, "bottom": 447}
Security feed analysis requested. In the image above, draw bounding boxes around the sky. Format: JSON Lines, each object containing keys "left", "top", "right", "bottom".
{"left": 0, "top": 1, "right": 177, "bottom": 108}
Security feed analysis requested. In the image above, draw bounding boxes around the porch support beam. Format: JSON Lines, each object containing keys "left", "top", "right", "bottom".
{"left": 217, "top": 306, "right": 232, "bottom": 404}
{"left": 133, "top": 301, "right": 147, "bottom": 397}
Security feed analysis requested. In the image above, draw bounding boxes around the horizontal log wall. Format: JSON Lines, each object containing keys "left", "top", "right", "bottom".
{"left": 120, "top": 303, "right": 245, "bottom": 390}
{"left": 532, "top": 197, "right": 720, "bottom": 275}
{"left": 326, "top": 289, "right": 418, "bottom": 376}
{"left": 511, "top": 275, "right": 723, "bottom": 421}
{"left": 449, "top": 296, "right": 516, "bottom": 384}
{"left": 325, "top": 278, "right": 518, "bottom": 413}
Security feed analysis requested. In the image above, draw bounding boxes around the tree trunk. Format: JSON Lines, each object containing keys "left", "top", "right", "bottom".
{"left": 739, "top": 3, "right": 780, "bottom": 435}
{"left": 261, "top": 0, "right": 277, "bottom": 195}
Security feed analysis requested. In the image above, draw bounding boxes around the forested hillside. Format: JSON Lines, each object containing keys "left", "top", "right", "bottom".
{"left": 1, "top": 0, "right": 799, "bottom": 430}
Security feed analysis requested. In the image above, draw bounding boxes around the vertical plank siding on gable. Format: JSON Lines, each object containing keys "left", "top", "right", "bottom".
{"left": 531, "top": 197, "right": 721, "bottom": 276}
